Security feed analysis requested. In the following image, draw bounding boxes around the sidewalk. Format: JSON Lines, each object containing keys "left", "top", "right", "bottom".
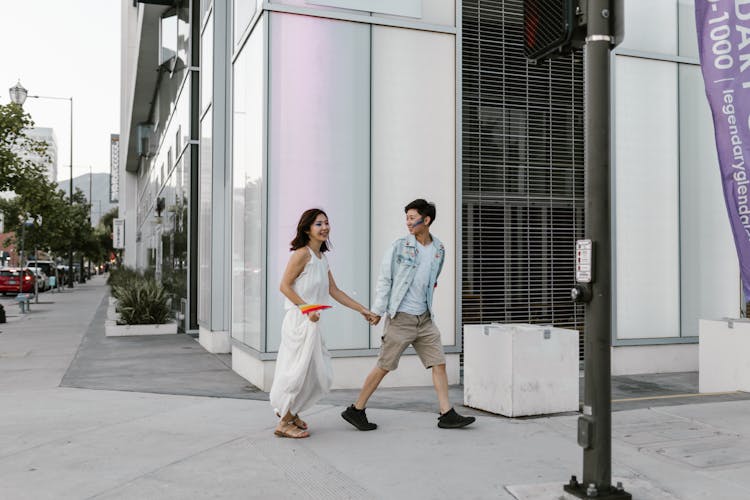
{"left": 1, "top": 276, "right": 750, "bottom": 499}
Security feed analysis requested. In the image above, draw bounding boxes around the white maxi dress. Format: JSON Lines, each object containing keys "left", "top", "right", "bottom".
{"left": 269, "top": 247, "right": 334, "bottom": 418}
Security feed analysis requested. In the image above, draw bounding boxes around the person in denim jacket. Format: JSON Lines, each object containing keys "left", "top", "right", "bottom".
{"left": 341, "top": 199, "right": 475, "bottom": 430}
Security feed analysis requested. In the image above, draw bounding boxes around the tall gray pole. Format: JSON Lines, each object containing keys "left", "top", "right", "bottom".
{"left": 68, "top": 97, "right": 74, "bottom": 288}
{"left": 582, "top": 0, "right": 612, "bottom": 489}
{"left": 566, "top": 0, "right": 629, "bottom": 498}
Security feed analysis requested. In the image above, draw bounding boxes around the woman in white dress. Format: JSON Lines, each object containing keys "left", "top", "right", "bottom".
{"left": 270, "top": 208, "right": 374, "bottom": 438}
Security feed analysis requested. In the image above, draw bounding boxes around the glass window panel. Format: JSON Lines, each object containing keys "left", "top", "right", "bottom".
{"left": 371, "top": 26, "right": 456, "bottom": 346}
{"left": 620, "top": 0, "right": 678, "bottom": 55}
{"left": 177, "top": 3, "right": 190, "bottom": 69}
{"left": 678, "top": 0, "right": 698, "bottom": 58}
{"left": 678, "top": 64, "right": 740, "bottom": 335}
{"left": 198, "top": 115, "right": 213, "bottom": 325}
{"left": 201, "top": 15, "right": 213, "bottom": 114}
{"left": 232, "top": 17, "right": 265, "bottom": 350}
{"left": 615, "top": 56, "right": 680, "bottom": 339}
{"left": 234, "top": 0, "right": 257, "bottom": 45}
{"left": 160, "top": 10, "right": 178, "bottom": 66}
{"left": 201, "top": 0, "right": 212, "bottom": 22}
{"left": 266, "top": 13, "right": 371, "bottom": 351}
{"left": 276, "top": 0, "right": 455, "bottom": 26}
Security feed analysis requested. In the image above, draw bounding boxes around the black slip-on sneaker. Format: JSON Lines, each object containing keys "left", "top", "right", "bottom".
{"left": 438, "top": 408, "right": 476, "bottom": 429}
{"left": 341, "top": 404, "right": 377, "bottom": 431}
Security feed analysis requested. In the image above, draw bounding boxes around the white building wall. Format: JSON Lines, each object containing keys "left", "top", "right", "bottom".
{"left": 231, "top": 0, "right": 459, "bottom": 389}
{"left": 119, "top": 1, "right": 141, "bottom": 268}
{"left": 611, "top": 0, "right": 740, "bottom": 374}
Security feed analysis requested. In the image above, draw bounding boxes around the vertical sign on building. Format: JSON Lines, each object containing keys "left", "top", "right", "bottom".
{"left": 696, "top": 0, "right": 750, "bottom": 301}
{"left": 113, "top": 218, "right": 125, "bottom": 249}
{"left": 110, "top": 134, "right": 120, "bottom": 203}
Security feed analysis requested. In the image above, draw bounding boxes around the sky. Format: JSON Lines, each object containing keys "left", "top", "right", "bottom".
{"left": 0, "top": 0, "right": 121, "bottom": 182}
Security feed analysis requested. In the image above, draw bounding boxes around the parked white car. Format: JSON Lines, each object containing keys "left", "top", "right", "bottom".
{"left": 29, "top": 268, "right": 49, "bottom": 292}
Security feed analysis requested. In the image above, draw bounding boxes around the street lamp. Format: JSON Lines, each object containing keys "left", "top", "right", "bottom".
{"left": 9, "top": 80, "right": 75, "bottom": 288}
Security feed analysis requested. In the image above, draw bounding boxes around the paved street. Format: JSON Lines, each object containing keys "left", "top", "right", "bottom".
{"left": 2, "top": 276, "right": 750, "bottom": 499}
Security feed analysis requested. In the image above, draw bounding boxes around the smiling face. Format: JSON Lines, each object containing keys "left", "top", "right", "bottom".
{"left": 307, "top": 213, "right": 330, "bottom": 244}
{"left": 405, "top": 208, "right": 430, "bottom": 236}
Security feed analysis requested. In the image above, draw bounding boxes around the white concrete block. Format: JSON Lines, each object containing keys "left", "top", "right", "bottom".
{"left": 463, "top": 324, "right": 579, "bottom": 417}
{"left": 232, "top": 346, "right": 276, "bottom": 392}
{"left": 104, "top": 321, "right": 178, "bottom": 336}
{"left": 699, "top": 319, "right": 750, "bottom": 393}
{"left": 198, "top": 327, "right": 231, "bottom": 354}
{"left": 611, "top": 343, "right": 697, "bottom": 376}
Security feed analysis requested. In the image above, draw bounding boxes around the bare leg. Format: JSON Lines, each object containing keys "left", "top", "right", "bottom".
{"left": 355, "top": 365, "right": 389, "bottom": 409}
{"left": 431, "top": 364, "right": 451, "bottom": 414}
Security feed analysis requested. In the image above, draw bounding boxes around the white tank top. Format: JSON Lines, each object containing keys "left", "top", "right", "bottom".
{"left": 284, "top": 247, "right": 330, "bottom": 310}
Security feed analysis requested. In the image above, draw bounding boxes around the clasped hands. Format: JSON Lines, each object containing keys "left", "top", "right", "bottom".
{"left": 360, "top": 309, "right": 381, "bottom": 325}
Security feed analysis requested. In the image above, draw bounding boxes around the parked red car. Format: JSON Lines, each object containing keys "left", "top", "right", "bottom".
{"left": 0, "top": 268, "right": 36, "bottom": 295}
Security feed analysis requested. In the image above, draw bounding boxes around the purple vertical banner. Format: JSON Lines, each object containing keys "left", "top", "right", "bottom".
{"left": 696, "top": 0, "right": 750, "bottom": 301}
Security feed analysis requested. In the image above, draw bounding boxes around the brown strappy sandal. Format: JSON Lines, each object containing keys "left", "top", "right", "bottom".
{"left": 275, "top": 411, "right": 308, "bottom": 430}
{"left": 290, "top": 415, "right": 308, "bottom": 430}
{"left": 274, "top": 420, "right": 310, "bottom": 439}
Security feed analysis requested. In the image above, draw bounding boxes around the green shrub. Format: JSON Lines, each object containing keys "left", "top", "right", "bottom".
{"left": 107, "top": 266, "right": 142, "bottom": 299}
{"left": 113, "top": 278, "right": 172, "bottom": 325}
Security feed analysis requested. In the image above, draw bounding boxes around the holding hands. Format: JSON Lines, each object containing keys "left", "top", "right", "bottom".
{"left": 360, "top": 309, "right": 381, "bottom": 325}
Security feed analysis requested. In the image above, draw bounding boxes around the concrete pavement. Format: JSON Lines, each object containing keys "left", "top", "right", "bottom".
{"left": 2, "top": 276, "right": 750, "bottom": 499}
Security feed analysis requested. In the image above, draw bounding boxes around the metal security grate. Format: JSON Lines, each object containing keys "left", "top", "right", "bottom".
{"left": 462, "top": 0, "right": 586, "bottom": 359}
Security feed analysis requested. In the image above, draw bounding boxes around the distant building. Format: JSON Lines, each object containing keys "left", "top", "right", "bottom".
{"left": 23, "top": 127, "right": 58, "bottom": 183}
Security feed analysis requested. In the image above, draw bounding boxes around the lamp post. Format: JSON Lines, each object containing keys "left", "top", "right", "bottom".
{"left": 9, "top": 80, "right": 74, "bottom": 288}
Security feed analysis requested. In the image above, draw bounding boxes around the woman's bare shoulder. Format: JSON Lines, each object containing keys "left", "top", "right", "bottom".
{"left": 289, "top": 247, "right": 311, "bottom": 263}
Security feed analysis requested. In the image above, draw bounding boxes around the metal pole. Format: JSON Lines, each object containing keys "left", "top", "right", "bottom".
{"left": 565, "top": 1, "right": 629, "bottom": 498}
{"left": 583, "top": 0, "right": 612, "bottom": 488}
{"left": 19, "top": 223, "right": 24, "bottom": 295}
{"left": 88, "top": 166, "right": 93, "bottom": 279}
{"left": 34, "top": 245, "right": 39, "bottom": 303}
{"left": 68, "top": 97, "right": 74, "bottom": 288}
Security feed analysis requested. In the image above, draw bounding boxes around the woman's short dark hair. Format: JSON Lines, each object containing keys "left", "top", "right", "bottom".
{"left": 290, "top": 208, "right": 330, "bottom": 252}
{"left": 404, "top": 199, "right": 436, "bottom": 226}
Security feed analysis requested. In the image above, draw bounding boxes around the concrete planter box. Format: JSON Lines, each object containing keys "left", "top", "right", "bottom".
{"left": 699, "top": 319, "right": 750, "bottom": 392}
{"left": 105, "top": 319, "right": 178, "bottom": 337}
{"left": 106, "top": 305, "right": 118, "bottom": 321}
{"left": 463, "top": 323, "right": 579, "bottom": 417}
{"left": 108, "top": 296, "right": 117, "bottom": 306}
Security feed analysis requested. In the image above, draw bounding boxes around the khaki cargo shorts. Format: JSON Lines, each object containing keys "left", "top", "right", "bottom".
{"left": 377, "top": 311, "right": 446, "bottom": 371}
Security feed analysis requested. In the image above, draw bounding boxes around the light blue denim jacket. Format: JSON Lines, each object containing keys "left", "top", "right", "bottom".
{"left": 371, "top": 233, "right": 445, "bottom": 318}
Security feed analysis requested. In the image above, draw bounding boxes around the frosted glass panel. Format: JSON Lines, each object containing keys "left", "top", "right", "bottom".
{"left": 371, "top": 26, "right": 456, "bottom": 347}
{"left": 620, "top": 0, "right": 678, "bottom": 55}
{"left": 679, "top": 64, "right": 740, "bottom": 335}
{"left": 266, "top": 13, "right": 371, "bottom": 351}
{"left": 678, "top": 0, "right": 698, "bottom": 58}
{"left": 231, "top": 18, "right": 265, "bottom": 350}
{"left": 615, "top": 56, "right": 680, "bottom": 339}
{"left": 198, "top": 115, "right": 213, "bottom": 325}
{"left": 274, "top": 0, "right": 455, "bottom": 26}
{"left": 234, "top": 0, "right": 257, "bottom": 44}
{"left": 201, "top": 15, "right": 213, "bottom": 114}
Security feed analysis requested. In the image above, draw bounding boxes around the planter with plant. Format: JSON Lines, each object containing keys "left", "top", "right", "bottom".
{"left": 106, "top": 275, "right": 177, "bottom": 336}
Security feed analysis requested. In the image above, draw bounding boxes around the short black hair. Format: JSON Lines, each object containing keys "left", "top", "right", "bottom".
{"left": 404, "top": 199, "right": 436, "bottom": 226}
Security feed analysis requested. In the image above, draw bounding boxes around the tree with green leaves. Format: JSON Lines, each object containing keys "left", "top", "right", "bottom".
{"left": 0, "top": 102, "right": 48, "bottom": 193}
